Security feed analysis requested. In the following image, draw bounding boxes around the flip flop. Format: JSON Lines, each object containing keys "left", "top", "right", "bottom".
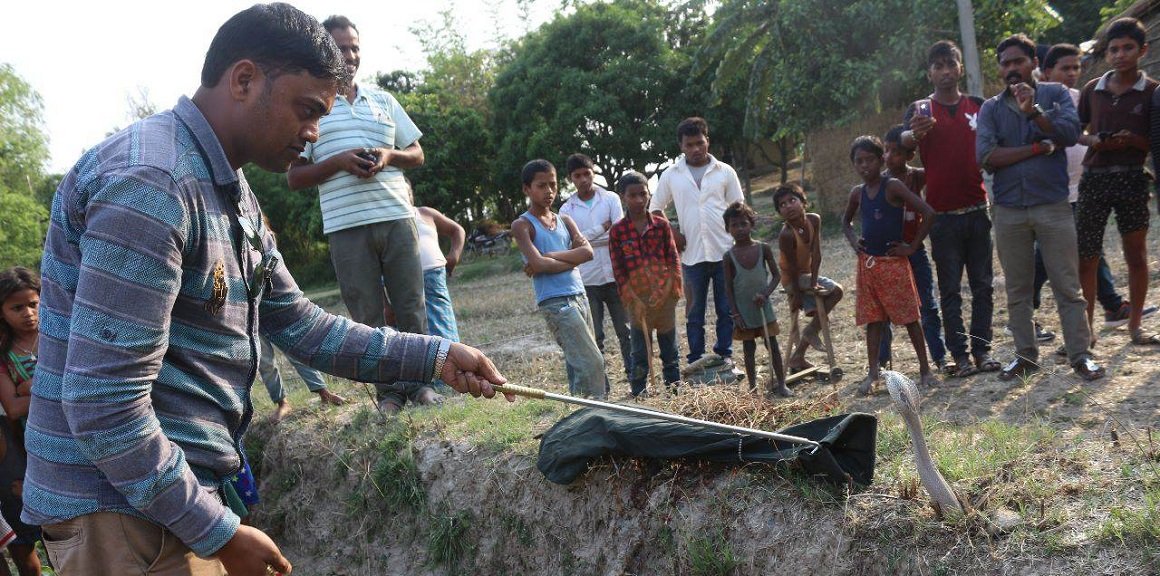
{"left": 975, "top": 354, "right": 1001, "bottom": 372}
{"left": 953, "top": 357, "right": 979, "bottom": 378}
{"left": 1131, "top": 330, "right": 1160, "bottom": 345}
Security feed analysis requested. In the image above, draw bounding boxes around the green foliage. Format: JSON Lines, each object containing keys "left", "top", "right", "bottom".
{"left": 686, "top": 528, "right": 739, "bottom": 576}
{"left": 0, "top": 189, "right": 49, "bottom": 269}
{"left": 1098, "top": 470, "right": 1160, "bottom": 549}
{"left": 371, "top": 425, "right": 428, "bottom": 511}
{"left": 427, "top": 507, "right": 475, "bottom": 572}
{"left": 242, "top": 165, "right": 333, "bottom": 289}
{"left": 0, "top": 64, "right": 48, "bottom": 194}
{"left": 488, "top": 0, "right": 687, "bottom": 218}
{"left": 1041, "top": 0, "right": 1118, "bottom": 44}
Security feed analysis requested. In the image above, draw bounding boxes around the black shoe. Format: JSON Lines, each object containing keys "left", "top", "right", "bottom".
{"left": 1035, "top": 322, "right": 1056, "bottom": 343}
{"left": 1072, "top": 357, "right": 1106, "bottom": 381}
{"left": 998, "top": 358, "right": 1039, "bottom": 381}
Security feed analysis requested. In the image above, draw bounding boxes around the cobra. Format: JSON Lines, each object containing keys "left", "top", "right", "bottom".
{"left": 883, "top": 370, "right": 964, "bottom": 518}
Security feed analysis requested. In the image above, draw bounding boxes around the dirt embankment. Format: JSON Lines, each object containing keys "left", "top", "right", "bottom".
{"left": 246, "top": 407, "right": 1147, "bottom": 576}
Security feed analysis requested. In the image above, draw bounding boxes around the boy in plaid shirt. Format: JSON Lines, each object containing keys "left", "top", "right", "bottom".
{"left": 610, "top": 171, "right": 683, "bottom": 397}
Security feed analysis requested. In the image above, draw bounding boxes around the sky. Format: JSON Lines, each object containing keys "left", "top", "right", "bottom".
{"left": 0, "top": 0, "right": 557, "bottom": 173}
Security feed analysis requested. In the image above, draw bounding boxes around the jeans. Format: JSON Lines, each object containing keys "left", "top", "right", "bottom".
{"left": 930, "top": 210, "right": 994, "bottom": 360}
{"left": 682, "top": 261, "right": 733, "bottom": 363}
{"left": 878, "top": 247, "right": 946, "bottom": 365}
{"left": 993, "top": 203, "right": 1091, "bottom": 364}
{"left": 259, "top": 336, "right": 327, "bottom": 403}
{"left": 628, "top": 304, "right": 681, "bottom": 396}
{"left": 584, "top": 282, "right": 633, "bottom": 378}
{"left": 425, "top": 267, "right": 460, "bottom": 392}
{"left": 539, "top": 294, "right": 609, "bottom": 398}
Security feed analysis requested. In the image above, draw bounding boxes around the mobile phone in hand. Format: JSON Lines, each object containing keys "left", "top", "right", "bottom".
{"left": 917, "top": 99, "right": 932, "bottom": 118}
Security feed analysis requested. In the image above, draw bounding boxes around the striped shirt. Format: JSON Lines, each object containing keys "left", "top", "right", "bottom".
{"left": 303, "top": 85, "right": 423, "bottom": 234}
{"left": 25, "top": 97, "right": 441, "bottom": 557}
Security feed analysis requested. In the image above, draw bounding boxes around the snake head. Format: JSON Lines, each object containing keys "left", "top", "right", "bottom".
{"left": 883, "top": 370, "right": 920, "bottom": 413}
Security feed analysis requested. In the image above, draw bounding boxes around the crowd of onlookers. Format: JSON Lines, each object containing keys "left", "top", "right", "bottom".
{"left": 0, "top": 7, "right": 1153, "bottom": 574}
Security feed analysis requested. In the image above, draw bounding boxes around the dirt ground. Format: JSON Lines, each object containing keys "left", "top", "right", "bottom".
{"left": 251, "top": 174, "right": 1160, "bottom": 574}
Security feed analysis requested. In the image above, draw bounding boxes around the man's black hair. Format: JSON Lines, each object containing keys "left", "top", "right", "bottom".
{"left": 1105, "top": 17, "right": 1147, "bottom": 48}
{"left": 996, "top": 34, "right": 1037, "bottom": 62}
{"left": 201, "top": 3, "right": 348, "bottom": 88}
{"left": 521, "top": 159, "right": 556, "bottom": 186}
{"left": 565, "top": 153, "right": 595, "bottom": 175}
{"left": 883, "top": 124, "right": 906, "bottom": 146}
{"left": 322, "top": 14, "right": 359, "bottom": 34}
{"left": 927, "top": 40, "right": 962, "bottom": 67}
{"left": 1043, "top": 43, "right": 1081, "bottom": 71}
{"left": 677, "top": 117, "right": 709, "bottom": 142}
{"left": 850, "top": 135, "right": 884, "bottom": 162}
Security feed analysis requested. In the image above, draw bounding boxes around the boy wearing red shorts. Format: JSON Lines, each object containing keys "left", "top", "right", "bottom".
{"left": 842, "top": 136, "right": 940, "bottom": 394}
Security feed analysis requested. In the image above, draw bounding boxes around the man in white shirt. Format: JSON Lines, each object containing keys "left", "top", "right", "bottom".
{"left": 650, "top": 117, "right": 744, "bottom": 367}
{"left": 559, "top": 153, "right": 632, "bottom": 380}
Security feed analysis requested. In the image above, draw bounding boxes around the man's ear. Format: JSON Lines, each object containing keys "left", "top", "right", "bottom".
{"left": 228, "top": 60, "right": 260, "bottom": 102}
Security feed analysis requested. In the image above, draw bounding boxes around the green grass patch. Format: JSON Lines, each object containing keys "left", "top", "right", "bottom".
{"left": 686, "top": 527, "right": 739, "bottom": 576}
{"left": 371, "top": 425, "right": 427, "bottom": 511}
{"left": 453, "top": 250, "right": 524, "bottom": 282}
{"left": 427, "top": 507, "right": 476, "bottom": 572}
{"left": 409, "top": 396, "right": 568, "bottom": 453}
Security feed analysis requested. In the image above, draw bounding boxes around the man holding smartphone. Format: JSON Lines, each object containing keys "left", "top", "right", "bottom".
{"left": 976, "top": 33, "right": 1103, "bottom": 382}
{"left": 900, "top": 40, "right": 997, "bottom": 379}
{"left": 287, "top": 15, "right": 439, "bottom": 413}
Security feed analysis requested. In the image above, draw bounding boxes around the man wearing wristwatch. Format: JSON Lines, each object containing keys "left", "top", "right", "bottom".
{"left": 900, "top": 40, "right": 996, "bottom": 379}
{"left": 976, "top": 33, "right": 1104, "bottom": 382}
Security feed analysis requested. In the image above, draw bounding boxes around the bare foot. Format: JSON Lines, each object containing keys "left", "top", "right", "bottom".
{"left": 919, "top": 372, "right": 940, "bottom": 388}
{"left": 857, "top": 376, "right": 876, "bottom": 396}
{"left": 413, "top": 387, "right": 445, "bottom": 407}
{"left": 270, "top": 400, "right": 292, "bottom": 423}
{"left": 768, "top": 383, "right": 794, "bottom": 398}
{"left": 787, "top": 359, "right": 815, "bottom": 373}
{"left": 317, "top": 389, "right": 347, "bottom": 406}
{"left": 377, "top": 398, "right": 403, "bottom": 415}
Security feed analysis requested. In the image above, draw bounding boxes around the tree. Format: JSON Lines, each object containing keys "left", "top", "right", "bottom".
{"left": 488, "top": 0, "right": 687, "bottom": 218}
{"left": 0, "top": 64, "right": 49, "bottom": 196}
{"left": 242, "top": 166, "right": 332, "bottom": 288}
{"left": 0, "top": 190, "right": 49, "bottom": 270}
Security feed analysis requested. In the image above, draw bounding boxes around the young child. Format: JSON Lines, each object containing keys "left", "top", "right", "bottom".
{"left": 723, "top": 202, "right": 791, "bottom": 397}
{"left": 1077, "top": 17, "right": 1158, "bottom": 344}
{"left": 877, "top": 125, "right": 947, "bottom": 373}
{"left": 609, "top": 171, "right": 683, "bottom": 397}
{"left": 774, "top": 183, "right": 844, "bottom": 373}
{"left": 512, "top": 159, "right": 610, "bottom": 399}
{"left": 841, "top": 136, "right": 939, "bottom": 394}
{"left": 0, "top": 267, "right": 43, "bottom": 575}
{"left": 415, "top": 201, "right": 467, "bottom": 392}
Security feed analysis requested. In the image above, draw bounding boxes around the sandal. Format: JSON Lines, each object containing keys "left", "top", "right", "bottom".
{"left": 975, "top": 354, "right": 1001, "bottom": 372}
{"left": 953, "top": 356, "right": 979, "bottom": 378}
{"left": 1131, "top": 330, "right": 1160, "bottom": 345}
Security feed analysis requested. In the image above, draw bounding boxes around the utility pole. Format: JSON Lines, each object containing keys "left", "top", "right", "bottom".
{"left": 956, "top": 0, "right": 984, "bottom": 97}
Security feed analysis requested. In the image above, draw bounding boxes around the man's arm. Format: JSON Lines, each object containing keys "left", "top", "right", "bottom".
{"left": 368, "top": 141, "right": 425, "bottom": 172}
{"left": 974, "top": 99, "right": 1049, "bottom": 172}
{"left": 421, "top": 207, "right": 466, "bottom": 276}
{"left": 724, "top": 165, "right": 744, "bottom": 204}
{"left": 561, "top": 200, "right": 607, "bottom": 243}
{"left": 544, "top": 214, "right": 594, "bottom": 265}
{"left": 1040, "top": 85, "right": 1080, "bottom": 146}
{"left": 286, "top": 150, "right": 376, "bottom": 189}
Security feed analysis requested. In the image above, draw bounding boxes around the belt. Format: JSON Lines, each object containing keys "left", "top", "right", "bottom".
{"left": 935, "top": 202, "right": 988, "bottom": 216}
{"left": 1084, "top": 164, "right": 1144, "bottom": 175}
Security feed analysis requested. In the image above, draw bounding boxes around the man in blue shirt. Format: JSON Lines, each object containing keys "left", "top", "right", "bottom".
{"left": 25, "top": 5, "right": 508, "bottom": 575}
{"left": 976, "top": 33, "right": 1104, "bottom": 382}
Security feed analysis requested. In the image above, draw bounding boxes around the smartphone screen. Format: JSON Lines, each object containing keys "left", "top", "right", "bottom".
{"left": 917, "top": 99, "right": 932, "bottom": 118}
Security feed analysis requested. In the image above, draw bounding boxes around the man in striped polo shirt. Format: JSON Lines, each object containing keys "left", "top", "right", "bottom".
{"left": 288, "top": 15, "right": 436, "bottom": 413}
{"left": 26, "top": 5, "right": 507, "bottom": 574}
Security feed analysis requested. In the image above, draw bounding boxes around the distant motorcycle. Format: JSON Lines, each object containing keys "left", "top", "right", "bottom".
{"left": 462, "top": 226, "right": 511, "bottom": 262}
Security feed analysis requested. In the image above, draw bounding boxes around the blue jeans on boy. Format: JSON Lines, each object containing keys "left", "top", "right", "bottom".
{"left": 585, "top": 282, "right": 633, "bottom": 379}
{"left": 629, "top": 309, "right": 681, "bottom": 396}
{"left": 425, "top": 267, "right": 460, "bottom": 392}
{"left": 683, "top": 261, "right": 733, "bottom": 363}
{"left": 930, "top": 210, "right": 993, "bottom": 362}
{"left": 878, "top": 247, "right": 946, "bottom": 366}
{"left": 539, "top": 294, "right": 609, "bottom": 399}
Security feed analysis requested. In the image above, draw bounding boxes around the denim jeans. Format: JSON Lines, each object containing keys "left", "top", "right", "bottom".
{"left": 539, "top": 294, "right": 609, "bottom": 398}
{"left": 259, "top": 336, "right": 327, "bottom": 403}
{"left": 584, "top": 282, "right": 633, "bottom": 378}
{"left": 425, "top": 267, "right": 460, "bottom": 392}
{"left": 878, "top": 247, "right": 946, "bottom": 365}
{"left": 930, "top": 210, "right": 994, "bottom": 360}
{"left": 682, "top": 261, "right": 733, "bottom": 363}
{"left": 993, "top": 202, "right": 1091, "bottom": 364}
{"left": 628, "top": 304, "right": 681, "bottom": 396}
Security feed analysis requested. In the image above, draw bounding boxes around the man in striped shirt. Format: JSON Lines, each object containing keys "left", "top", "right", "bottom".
{"left": 287, "top": 15, "right": 436, "bottom": 414}
{"left": 25, "top": 5, "right": 507, "bottom": 575}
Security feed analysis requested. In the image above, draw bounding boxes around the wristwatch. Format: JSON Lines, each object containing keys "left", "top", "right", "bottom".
{"left": 1028, "top": 104, "right": 1045, "bottom": 120}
